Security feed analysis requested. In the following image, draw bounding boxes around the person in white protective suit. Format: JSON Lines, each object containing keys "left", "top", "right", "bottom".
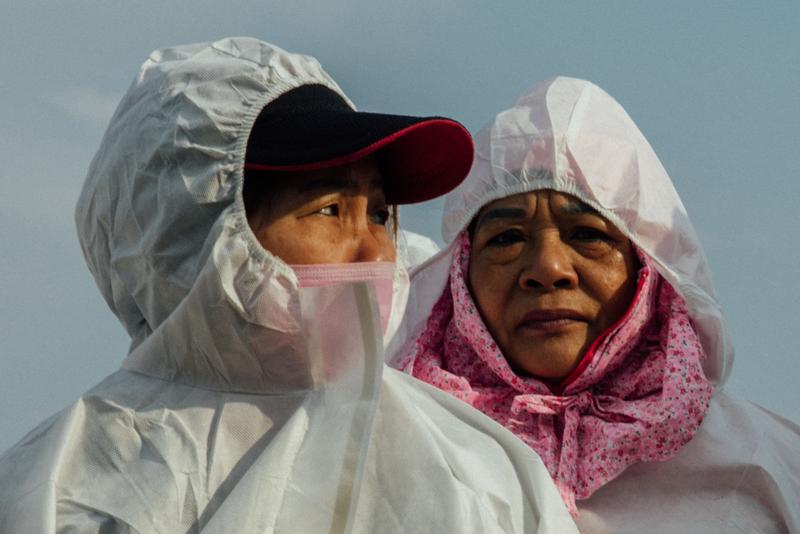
{"left": 390, "top": 77, "right": 800, "bottom": 532}
{"left": 0, "top": 38, "right": 579, "bottom": 533}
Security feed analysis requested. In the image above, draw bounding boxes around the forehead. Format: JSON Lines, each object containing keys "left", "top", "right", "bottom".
{"left": 250, "top": 156, "right": 384, "bottom": 207}
{"left": 285, "top": 156, "right": 384, "bottom": 194}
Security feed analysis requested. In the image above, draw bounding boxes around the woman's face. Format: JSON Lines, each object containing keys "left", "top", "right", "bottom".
{"left": 245, "top": 156, "right": 396, "bottom": 264}
{"left": 468, "top": 190, "right": 638, "bottom": 380}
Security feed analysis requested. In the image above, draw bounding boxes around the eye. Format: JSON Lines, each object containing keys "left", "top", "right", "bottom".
{"left": 317, "top": 204, "right": 339, "bottom": 217}
{"left": 571, "top": 227, "right": 610, "bottom": 242}
{"left": 487, "top": 229, "right": 525, "bottom": 247}
{"left": 370, "top": 207, "right": 391, "bottom": 226}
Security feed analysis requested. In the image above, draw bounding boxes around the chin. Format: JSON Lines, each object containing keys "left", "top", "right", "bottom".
{"left": 510, "top": 344, "right": 582, "bottom": 381}
{"left": 510, "top": 359, "right": 572, "bottom": 381}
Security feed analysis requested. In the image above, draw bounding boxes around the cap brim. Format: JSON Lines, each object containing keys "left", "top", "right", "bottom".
{"left": 245, "top": 110, "right": 473, "bottom": 205}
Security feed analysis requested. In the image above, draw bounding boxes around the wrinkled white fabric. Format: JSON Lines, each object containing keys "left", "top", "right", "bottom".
{"left": 0, "top": 39, "right": 578, "bottom": 533}
{"left": 398, "top": 229, "right": 440, "bottom": 268}
{"left": 389, "top": 77, "right": 800, "bottom": 532}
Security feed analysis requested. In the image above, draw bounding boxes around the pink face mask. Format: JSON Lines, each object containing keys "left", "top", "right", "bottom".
{"left": 291, "top": 262, "right": 396, "bottom": 334}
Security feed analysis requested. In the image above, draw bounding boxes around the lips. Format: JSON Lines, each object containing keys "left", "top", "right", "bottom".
{"left": 517, "top": 309, "right": 587, "bottom": 333}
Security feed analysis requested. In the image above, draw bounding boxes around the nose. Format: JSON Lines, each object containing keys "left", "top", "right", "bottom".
{"left": 353, "top": 228, "right": 395, "bottom": 263}
{"left": 518, "top": 233, "right": 578, "bottom": 291}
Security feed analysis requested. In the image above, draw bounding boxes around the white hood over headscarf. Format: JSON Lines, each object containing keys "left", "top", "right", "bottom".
{"left": 392, "top": 77, "right": 730, "bottom": 387}
{"left": 0, "top": 39, "right": 577, "bottom": 533}
{"left": 390, "top": 77, "right": 799, "bottom": 532}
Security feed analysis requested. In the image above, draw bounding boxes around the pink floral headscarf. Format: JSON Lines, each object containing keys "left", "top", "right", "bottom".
{"left": 402, "top": 232, "right": 713, "bottom": 515}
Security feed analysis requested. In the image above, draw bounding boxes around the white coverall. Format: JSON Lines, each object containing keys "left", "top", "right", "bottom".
{"left": 389, "top": 77, "right": 800, "bottom": 533}
{"left": 0, "top": 39, "right": 577, "bottom": 533}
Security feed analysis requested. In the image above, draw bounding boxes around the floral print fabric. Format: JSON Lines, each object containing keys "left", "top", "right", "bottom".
{"left": 404, "top": 232, "right": 714, "bottom": 515}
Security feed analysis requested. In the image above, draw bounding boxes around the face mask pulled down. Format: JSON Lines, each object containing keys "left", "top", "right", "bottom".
{"left": 290, "top": 262, "right": 398, "bottom": 386}
{"left": 291, "top": 262, "right": 396, "bottom": 333}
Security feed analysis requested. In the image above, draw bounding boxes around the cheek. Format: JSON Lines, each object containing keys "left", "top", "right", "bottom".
{"left": 468, "top": 258, "right": 515, "bottom": 337}
{"left": 255, "top": 219, "right": 346, "bottom": 264}
{"left": 585, "top": 253, "right": 638, "bottom": 326}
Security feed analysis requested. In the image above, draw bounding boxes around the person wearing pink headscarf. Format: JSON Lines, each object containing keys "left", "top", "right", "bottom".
{"left": 389, "top": 77, "right": 800, "bottom": 532}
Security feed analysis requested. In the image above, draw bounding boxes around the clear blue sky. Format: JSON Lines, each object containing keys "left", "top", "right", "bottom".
{"left": 1, "top": 0, "right": 798, "bottom": 451}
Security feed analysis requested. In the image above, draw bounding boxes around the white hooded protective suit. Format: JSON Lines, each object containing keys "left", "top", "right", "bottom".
{"left": 0, "top": 39, "right": 578, "bottom": 533}
{"left": 388, "top": 77, "right": 800, "bottom": 533}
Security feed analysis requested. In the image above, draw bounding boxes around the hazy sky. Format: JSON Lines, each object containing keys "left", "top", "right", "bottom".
{"left": 1, "top": 1, "right": 798, "bottom": 452}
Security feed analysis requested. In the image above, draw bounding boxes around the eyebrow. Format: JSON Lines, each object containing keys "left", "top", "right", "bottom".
{"left": 559, "top": 199, "right": 599, "bottom": 216}
{"left": 475, "top": 198, "right": 601, "bottom": 231}
{"left": 475, "top": 207, "right": 528, "bottom": 229}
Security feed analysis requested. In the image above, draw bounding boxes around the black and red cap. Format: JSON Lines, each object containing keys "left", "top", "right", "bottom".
{"left": 244, "top": 84, "right": 473, "bottom": 205}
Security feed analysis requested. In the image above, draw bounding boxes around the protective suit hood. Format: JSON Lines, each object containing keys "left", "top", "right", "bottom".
{"left": 394, "top": 76, "right": 731, "bottom": 387}
{"left": 75, "top": 38, "right": 467, "bottom": 389}
{"left": 75, "top": 37, "right": 370, "bottom": 392}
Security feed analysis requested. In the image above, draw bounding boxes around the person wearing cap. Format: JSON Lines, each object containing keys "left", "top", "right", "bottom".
{"left": 0, "top": 38, "right": 578, "bottom": 532}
